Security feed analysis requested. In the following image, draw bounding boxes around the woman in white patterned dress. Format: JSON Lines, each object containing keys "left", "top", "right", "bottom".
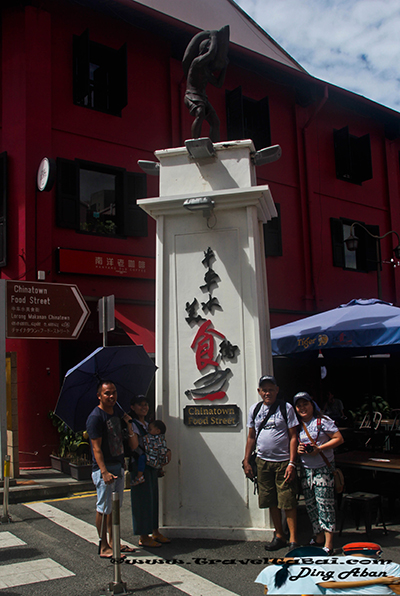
{"left": 294, "top": 391, "right": 344, "bottom": 555}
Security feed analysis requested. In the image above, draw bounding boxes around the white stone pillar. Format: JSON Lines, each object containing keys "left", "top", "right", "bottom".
{"left": 138, "top": 139, "right": 277, "bottom": 539}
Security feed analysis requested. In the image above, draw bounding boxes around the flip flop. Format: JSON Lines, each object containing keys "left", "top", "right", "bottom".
{"left": 100, "top": 553, "right": 127, "bottom": 560}
{"left": 120, "top": 545, "right": 136, "bottom": 553}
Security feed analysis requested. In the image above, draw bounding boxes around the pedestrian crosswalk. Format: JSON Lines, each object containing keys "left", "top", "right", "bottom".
{"left": 0, "top": 531, "right": 75, "bottom": 589}
{"left": 26, "top": 503, "right": 240, "bottom": 596}
{"left": 1, "top": 504, "right": 241, "bottom": 596}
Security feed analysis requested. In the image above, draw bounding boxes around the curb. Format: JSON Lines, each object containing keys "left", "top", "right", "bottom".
{"left": 1, "top": 481, "right": 95, "bottom": 505}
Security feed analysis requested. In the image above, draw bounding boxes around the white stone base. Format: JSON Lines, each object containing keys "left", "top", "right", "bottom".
{"left": 159, "top": 526, "right": 274, "bottom": 541}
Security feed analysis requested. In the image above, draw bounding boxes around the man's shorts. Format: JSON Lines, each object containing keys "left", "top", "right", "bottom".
{"left": 92, "top": 463, "right": 124, "bottom": 515}
{"left": 256, "top": 458, "right": 297, "bottom": 510}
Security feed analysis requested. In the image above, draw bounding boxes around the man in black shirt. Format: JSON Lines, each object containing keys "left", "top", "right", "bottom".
{"left": 86, "top": 380, "right": 138, "bottom": 557}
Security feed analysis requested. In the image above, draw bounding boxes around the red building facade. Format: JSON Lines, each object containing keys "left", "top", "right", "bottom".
{"left": 2, "top": 0, "right": 400, "bottom": 467}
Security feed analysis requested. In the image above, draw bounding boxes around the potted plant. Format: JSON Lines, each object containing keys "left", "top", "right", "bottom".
{"left": 349, "top": 395, "right": 391, "bottom": 426}
{"left": 69, "top": 433, "right": 92, "bottom": 480}
{"left": 69, "top": 454, "right": 92, "bottom": 481}
{"left": 48, "top": 411, "right": 89, "bottom": 474}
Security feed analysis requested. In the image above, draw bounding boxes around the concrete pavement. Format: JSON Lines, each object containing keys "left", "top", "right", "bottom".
{"left": 0, "top": 468, "right": 94, "bottom": 504}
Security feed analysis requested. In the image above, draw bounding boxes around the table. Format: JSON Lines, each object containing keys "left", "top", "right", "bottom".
{"left": 336, "top": 450, "right": 400, "bottom": 473}
{"left": 335, "top": 450, "right": 400, "bottom": 526}
{"left": 381, "top": 419, "right": 396, "bottom": 429}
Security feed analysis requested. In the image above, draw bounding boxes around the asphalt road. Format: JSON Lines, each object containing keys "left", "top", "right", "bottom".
{"left": 1, "top": 490, "right": 400, "bottom": 596}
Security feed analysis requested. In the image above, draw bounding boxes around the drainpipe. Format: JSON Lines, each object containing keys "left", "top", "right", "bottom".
{"left": 301, "top": 84, "right": 329, "bottom": 310}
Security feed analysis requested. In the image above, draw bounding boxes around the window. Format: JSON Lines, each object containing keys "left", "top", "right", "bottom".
{"left": 73, "top": 29, "right": 127, "bottom": 116}
{"left": 330, "top": 218, "right": 379, "bottom": 271}
{"left": 56, "top": 158, "right": 147, "bottom": 237}
{"left": 263, "top": 203, "right": 282, "bottom": 257}
{"left": 226, "top": 86, "right": 271, "bottom": 150}
{"left": 0, "top": 152, "right": 7, "bottom": 267}
{"left": 333, "top": 126, "right": 372, "bottom": 185}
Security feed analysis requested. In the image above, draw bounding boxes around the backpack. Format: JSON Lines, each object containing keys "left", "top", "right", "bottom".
{"left": 244, "top": 399, "right": 288, "bottom": 494}
{"left": 252, "top": 398, "right": 288, "bottom": 428}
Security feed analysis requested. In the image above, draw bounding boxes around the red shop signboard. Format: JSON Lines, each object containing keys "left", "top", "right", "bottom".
{"left": 57, "top": 248, "right": 155, "bottom": 280}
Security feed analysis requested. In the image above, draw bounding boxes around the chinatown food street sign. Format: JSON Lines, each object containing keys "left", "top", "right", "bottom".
{"left": 183, "top": 405, "right": 240, "bottom": 427}
{"left": 6, "top": 281, "right": 90, "bottom": 339}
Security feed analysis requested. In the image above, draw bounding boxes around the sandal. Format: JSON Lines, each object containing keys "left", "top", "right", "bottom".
{"left": 152, "top": 532, "right": 171, "bottom": 544}
{"left": 138, "top": 538, "right": 162, "bottom": 548}
{"left": 309, "top": 537, "right": 324, "bottom": 547}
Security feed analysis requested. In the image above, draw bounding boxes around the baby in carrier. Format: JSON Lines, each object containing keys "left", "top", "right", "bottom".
{"left": 133, "top": 419, "right": 169, "bottom": 485}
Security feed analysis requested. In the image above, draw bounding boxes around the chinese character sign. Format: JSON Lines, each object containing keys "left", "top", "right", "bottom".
{"left": 185, "top": 248, "right": 239, "bottom": 402}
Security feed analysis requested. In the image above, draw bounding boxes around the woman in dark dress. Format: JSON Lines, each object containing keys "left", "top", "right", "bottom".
{"left": 129, "top": 395, "right": 171, "bottom": 548}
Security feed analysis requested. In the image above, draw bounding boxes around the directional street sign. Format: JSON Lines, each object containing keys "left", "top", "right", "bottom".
{"left": 6, "top": 281, "right": 90, "bottom": 339}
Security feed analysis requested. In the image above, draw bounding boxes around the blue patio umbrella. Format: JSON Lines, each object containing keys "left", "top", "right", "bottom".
{"left": 54, "top": 345, "right": 157, "bottom": 431}
{"left": 271, "top": 298, "right": 400, "bottom": 357}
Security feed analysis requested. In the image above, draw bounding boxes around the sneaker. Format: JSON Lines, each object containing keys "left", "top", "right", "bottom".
{"left": 322, "top": 546, "right": 334, "bottom": 555}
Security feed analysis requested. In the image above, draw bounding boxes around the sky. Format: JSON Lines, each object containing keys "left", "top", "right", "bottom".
{"left": 234, "top": 0, "right": 400, "bottom": 113}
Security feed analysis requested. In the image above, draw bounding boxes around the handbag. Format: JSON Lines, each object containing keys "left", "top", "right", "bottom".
{"left": 332, "top": 467, "right": 345, "bottom": 493}
{"left": 301, "top": 420, "right": 345, "bottom": 494}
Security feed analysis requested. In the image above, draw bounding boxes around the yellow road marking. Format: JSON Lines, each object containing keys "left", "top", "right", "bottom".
{"left": 28, "top": 488, "right": 131, "bottom": 504}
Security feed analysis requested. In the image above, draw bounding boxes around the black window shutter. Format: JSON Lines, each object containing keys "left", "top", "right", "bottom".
{"left": 334, "top": 126, "right": 352, "bottom": 181}
{"left": 123, "top": 172, "right": 148, "bottom": 237}
{"left": 0, "top": 152, "right": 7, "bottom": 267}
{"left": 353, "top": 133, "right": 373, "bottom": 183}
{"left": 73, "top": 29, "right": 90, "bottom": 105}
{"left": 56, "top": 158, "right": 79, "bottom": 229}
{"left": 109, "top": 43, "right": 128, "bottom": 114}
{"left": 253, "top": 96, "right": 271, "bottom": 150}
{"left": 93, "top": 58, "right": 109, "bottom": 112}
{"left": 330, "top": 218, "right": 345, "bottom": 267}
{"left": 226, "top": 86, "right": 244, "bottom": 141}
{"left": 264, "top": 203, "right": 282, "bottom": 257}
{"left": 364, "top": 223, "right": 380, "bottom": 272}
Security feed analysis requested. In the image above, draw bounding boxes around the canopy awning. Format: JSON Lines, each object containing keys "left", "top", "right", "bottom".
{"left": 270, "top": 298, "right": 400, "bottom": 358}
{"left": 114, "top": 304, "right": 155, "bottom": 354}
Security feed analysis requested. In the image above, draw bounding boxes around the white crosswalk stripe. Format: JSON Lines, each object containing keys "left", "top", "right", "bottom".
{"left": 0, "top": 531, "right": 26, "bottom": 548}
{"left": 0, "top": 531, "right": 74, "bottom": 589}
{"left": 25, "top": 502, "right": 240, "bottom": 596}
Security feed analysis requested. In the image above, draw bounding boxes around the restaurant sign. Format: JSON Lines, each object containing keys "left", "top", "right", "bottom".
{"left": 183, "top": 405, "right": 240, "bottom": 427}
{"left": 57, "top": 248, "right": 155, "bottom": 280}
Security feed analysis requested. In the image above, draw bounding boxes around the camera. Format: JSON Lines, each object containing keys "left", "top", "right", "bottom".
{"left": 304, "top": 444, "right": 314, "bottom": 453}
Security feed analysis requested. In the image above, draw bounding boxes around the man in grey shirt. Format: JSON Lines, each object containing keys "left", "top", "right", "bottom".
{"left": 243, "top": 375, "right": 299, "bottom": 551}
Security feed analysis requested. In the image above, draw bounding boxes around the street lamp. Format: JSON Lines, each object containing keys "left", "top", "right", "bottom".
{"left": 344, "top": 222, "right": 400, "bottom": 299}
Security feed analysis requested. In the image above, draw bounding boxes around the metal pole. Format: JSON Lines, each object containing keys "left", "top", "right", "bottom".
{"left": 102, "top": 298, "right": 107, "bottom": 347}
{"left": 1, "top": 455, "right": 11, "bottom": 523}
{"left": 376, "top": 238, "right": 382, "bottom": 300}
{"left": 108, "top": 491, "right": 129, "bottom": 595}
{"left": 0, "top": 280, "right": 7, "bottom": 482}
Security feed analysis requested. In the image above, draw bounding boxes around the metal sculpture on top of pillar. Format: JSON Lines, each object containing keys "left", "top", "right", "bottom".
{"left": 182, "top": 26, "right": 230, "bottom": 143}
